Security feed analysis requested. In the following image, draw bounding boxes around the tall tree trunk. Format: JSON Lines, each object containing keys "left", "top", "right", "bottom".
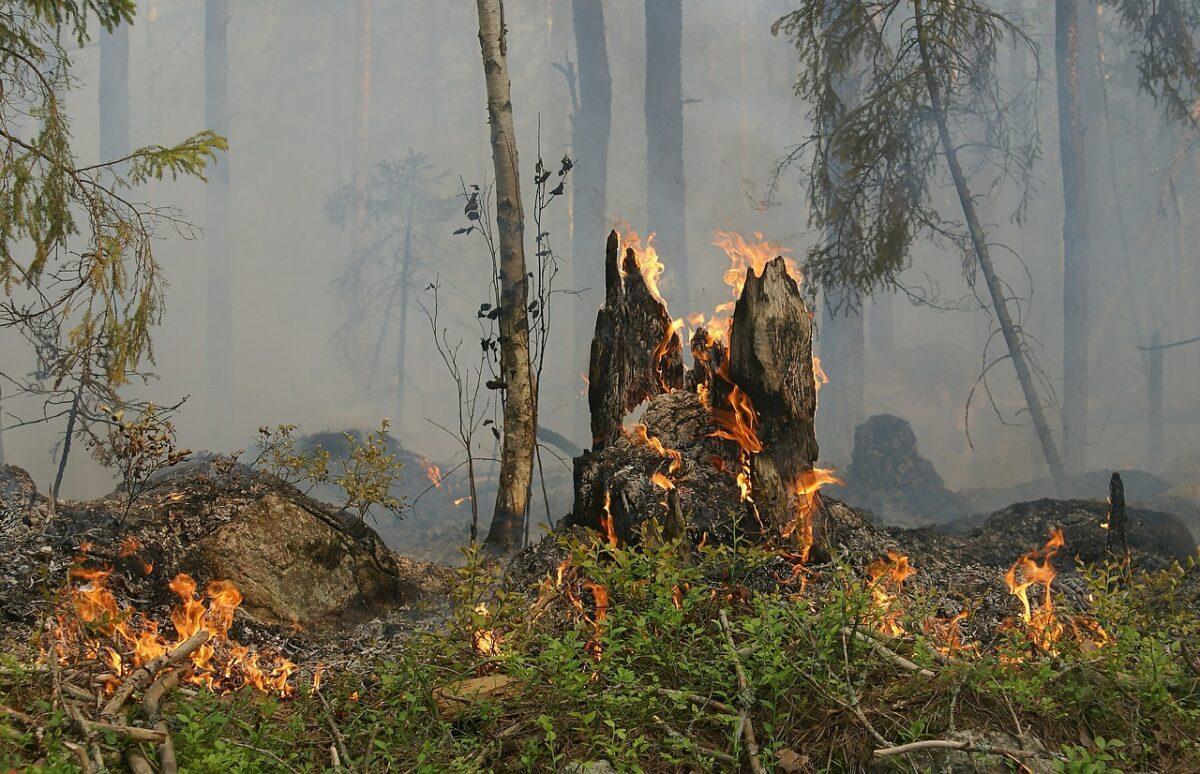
{"left": 205, "top": 0, "right": 233, "bottom": 443}
{"left": 644, "top": 0, "right": 688, "bottom": 306}
{"left": 913, "top": 0, "right": 1069, "bottom": 493}
{"left": 99, "top": 20, "right": 129, "bottom": 161}
{"left": 351, "top": 0, "right": 372, "bottom": 252}
{"left": 817, "top": 296, "right": 864, "bottom": 466}
{"left": 475, "top": 0, "right": 536, "bottom": 554}
{"left": 52, "top": 388, "right": 81, "bottom": 501}
{"left": 571, "top": 0, "right": 612, "bottom": 445}
{"left": 1057, "top": 0, "right": 1089, "bottom": 473}
{"left": 395, "top": 201, "right": 414, "bottom": 437}
{"left": 868, "top": 291, "right": 893, "bottom": 355}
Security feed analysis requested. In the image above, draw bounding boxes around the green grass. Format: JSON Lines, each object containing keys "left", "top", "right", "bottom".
{"left": 3, "top": 533, "right": 1199, "bottom": 772}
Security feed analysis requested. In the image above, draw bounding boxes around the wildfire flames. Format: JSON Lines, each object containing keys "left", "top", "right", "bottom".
{"left": 783, "top": 468, "right": 844, "bottom": 562}
{"left": 1004, "top": 527, "right": 1065, "bottom": 651}
{"left": 866, "top": 551, "right": 915, "bottom": 636}
{"left": 52, "top": 562, "right": 296, "bottom": 696}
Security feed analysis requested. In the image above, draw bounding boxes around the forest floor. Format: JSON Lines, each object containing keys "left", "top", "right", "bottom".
{"left": 2, "top": 519, "right": 1199, "bottom": 773}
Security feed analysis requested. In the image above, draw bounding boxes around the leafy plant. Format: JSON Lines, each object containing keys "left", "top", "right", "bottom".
{"left": 87, "top": 403, "right": 190, "bottom": 521}
{"left": 253, "top": 424, "right": 331, "bottom": 492}
{"left": 332, "top": 419, "right": 404, "bottom": 523}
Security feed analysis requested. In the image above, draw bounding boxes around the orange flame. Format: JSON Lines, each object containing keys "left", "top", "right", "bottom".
{"left": 709, "top": 380, "right": 764, "bottom": 455}
{"left": 53, "top": 566, "right": 296, "bottom": 696}
{"left": 629, "top": 424, "right": 684, "bottom": 477}
{"left": 423, "top": 461, "right": 443, "bottom": 489}
{"left": 866, "top": 551, "right": 914, "bottom": 637}
{"left": 782, "top": 468, "right": 843, "bottom": 562}
{"left": 651, "top": 471, "right": 675, "bottom": 491}
{"left": 1004, "top": 528, "right": 1066, "bottom": 652}
{"left": 472, "top": 603, "right": 502, "bottom": 657}
{"left": 599, "top": 490, "right": 618, "bottom": 547}
{"left": 616, "top": 226, "right": 667, "bottom": 303}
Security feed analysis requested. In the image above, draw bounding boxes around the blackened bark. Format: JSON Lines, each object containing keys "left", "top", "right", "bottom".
{"left": 571, "top": 0, "right": 613, "bottom": 442}
{"left": 1105, "top": 471, "right": 1128, "bottom": 561}
{"left": 205, "top": 0, "right": 233, "bottom": 441}
{"left": 728, "top": 259, "right": 820, "bottom": 535}
{"left": 644, "top": 0, "right": 688, "bottom": 305}
{"left": 1057, "top": 0, "right": 1090, "bottom": 473}
{"left": 588, "top": 231, "right": 684, "bottom": 449}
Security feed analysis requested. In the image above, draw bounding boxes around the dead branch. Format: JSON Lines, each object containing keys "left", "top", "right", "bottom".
{"left": 101, "top": 629, "right": 210, "bottom": 718}
{"left": 655, "top": 688, "right": 736, "bottom": 717}
{"left": 718, "top": 610, "right": 766, "bottom": 774}
{"left": 873, "top": 737, "right": 1047, "bottom": 761}
{"left": 652, "top": 715, "right": 737, "bottom": 766}
{"left": 842, "top": 627, "right": 935, "bottom": 678}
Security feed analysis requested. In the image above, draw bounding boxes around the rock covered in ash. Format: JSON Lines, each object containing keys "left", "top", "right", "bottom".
{"left": 0, "top": 461, "right": 451, "bottom": 631}
{"left": 941, "top": 498, "right": 1196, "bottom": 572}
{"left": 839, "top": 414, "right": 969, "bottom": 527}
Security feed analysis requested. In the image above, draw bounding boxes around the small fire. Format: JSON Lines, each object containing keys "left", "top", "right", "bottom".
{"left": 813, "top": 355, "right": 828, "bottom": 394}
{"left": 923, "top": 611, "right": 976, "bottom": 658}
{"left": 653, "top": 318, "right": 685, "bottom": 390}
{"left": 782, "top": 468, "right": 843, "bottom": 562}
{"left": 866, "top": 551, "right": 914, "bottom": 637}
{"left": 628, "top": 424, "right": 683, "bottom": 476}
{"left": 651, "top": 471, "right": 675, "bottom": 491}
{"left": 472, "top": 603, "right": 502, "bottom": 657}
{"left": 423, "top": 461, "right": 443, "bottom": 489}
{"left": 53, "top": 566, "right": 296, "bottom": 696}
{"left": 703, "top": 231, "right": 800, "bottom": 342}
{"left": 599, "top": 489, "right": 618, "bottom": 547}
{"left": 582, "top": 582, "right": 609, "bottom": 660}
{"left": 1004, "top": 528, "right": 1066, "bottom": 652}
{"left": 615, "top": 226, "right": 667, "bottom": 303}
{"left": 708, "top": 370, "right": 764, "bottom": 455}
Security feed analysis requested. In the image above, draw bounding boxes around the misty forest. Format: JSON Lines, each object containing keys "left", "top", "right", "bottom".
{"left": 3, "top": 0, "right": 1200, "bottom": 771}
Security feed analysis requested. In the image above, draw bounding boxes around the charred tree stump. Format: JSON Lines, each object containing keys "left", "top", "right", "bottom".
{"left": 588, "top": 230, "right": 684, "bottom": 449}
{"left": 1105, "top": 471, "right": 1129, "bottom": 563}
{"left": 727, "top": 258, "right": 820, "bottom": 538}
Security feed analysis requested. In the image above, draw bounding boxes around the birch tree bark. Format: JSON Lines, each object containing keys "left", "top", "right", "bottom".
{"left": 475, "top": 0, "right": 536, "bottom": 554}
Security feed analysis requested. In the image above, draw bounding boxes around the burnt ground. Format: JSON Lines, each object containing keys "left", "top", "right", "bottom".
{"left": 1, "top": 453, "right": 1196, "bottom": 676}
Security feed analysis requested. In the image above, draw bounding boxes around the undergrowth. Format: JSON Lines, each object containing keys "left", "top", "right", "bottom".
{"left": 2, "top": 531, "right": 1198, "bottom": 772}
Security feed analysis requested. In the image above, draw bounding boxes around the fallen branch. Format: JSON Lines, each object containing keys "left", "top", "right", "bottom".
{"left": 655, "top": 688, "right": 737, "bottom": 717}
{"left": 842, "top": 627, "right": 935, "bottom": 678}
{"left": 142, "top": 667, "right": 186, "bottom": 774}
{"left": 124, "top": 746, "right": 155, "bottom": 774}
{"left": 873, "top": 738, "right": 1047, "bottom": 761}
{"left": 101, "top": 629, "right": 210, "bottom": 719}
{"left": 718, "top": 610, "right": 766, "bottom": 774}
{"left": 79, "top": 717, "right": 166, "bottom": 743}
{"left": 317, "top": 684, "right": 353, "bottom": 771}
{"left": 652, "top": 714, "right": 737, "bottom": 766}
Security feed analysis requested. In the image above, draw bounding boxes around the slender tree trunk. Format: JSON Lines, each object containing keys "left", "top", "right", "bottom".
{"left": 351, "top": 0, "right": 372, "bottom": 251}
{"left": 204, "top": 0, "right": 233, "bottom": 443}
{"left": 99, "top": 20, "right": 129, "bottom": 162}
{"left": 475, "top": 0, "right": 536, "bottom": 554}
{"left": 644, "top": 0, "right": 688, "bottom": 306}
{"left": 1057, "top": 0, "right": 1089, "bottom": 473}
{"left": 395, "top": 201, "right": 413, "bottom": 437}
{"left": 571, "top": 0, "right": 612, "bottom": 445}
{"left": 52, "top": 389, "right": 81, "bottom": 501}
{"left": 913, "top": 0, "right": 1069, "bottom": 493}
{"left": 868, "top": 291, "right": 893, "bottom": 355}
{"left": 0, "top": 382, "right": 7, "bottom": 467}
{"left": 818, "top": 296, "right": 864, "bottom": 466}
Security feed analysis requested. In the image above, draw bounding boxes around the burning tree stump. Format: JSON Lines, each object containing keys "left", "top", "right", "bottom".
{"left": 571, "top": 235, "right": 829, "bottom": 554}
{"left": 588, "top": 230, "right": 684, "bottom": 450}
{"left": 726, "top": 257, "right": 820, "bottom": 537}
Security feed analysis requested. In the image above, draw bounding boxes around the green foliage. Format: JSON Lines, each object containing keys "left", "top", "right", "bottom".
{"left": 87, "top": 402, "right": 190, "bottom": 517}
{"left": 772, "top": 0, "right": 1039, "bottom": 307}
{"left": 0, "top": 0, "right": 225, "bottom": 403}
{"left": 4, "top": 533, "right": 1198, "bottom": 771}
{"left": 1106, "top": 0, "right": 1200, "bottom": 126}
{"left": 333, "top": 419, "right": 404, "bottom": 522}
{"left": 253, "top": 424, "right": 331, "bottom": 491}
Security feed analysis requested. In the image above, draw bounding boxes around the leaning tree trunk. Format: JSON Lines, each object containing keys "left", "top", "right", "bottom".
{"left": 1057, "top": 0, "right": 1089, "bottom": 474}
{"left": 205, "top": 0, "right": 233, "bottom": 443}
{"left": 571, "top": 0, "right": 613, "bottom": 444}
{"left": 475, "top": 0, "right": 537, "bottom": 554}
{"left": 913, "top": 0, "right": 1069, "bottom": 493}
{"left": 645, "top": 0, "right": 689, "bottom": 306}
{"left": 99, "top": 19, "right": 129, "bottom": 162}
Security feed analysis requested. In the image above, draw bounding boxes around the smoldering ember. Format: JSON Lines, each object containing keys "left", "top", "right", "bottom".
{"left": 2, "top": 3, "right": 1200, "bottom": 773}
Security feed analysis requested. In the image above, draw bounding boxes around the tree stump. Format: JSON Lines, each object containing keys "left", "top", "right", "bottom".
{"left": 727, "top": 257, "right": 820, "bottom": 536}
{"left": 587, "top": 230, "right": 684, "bottom": 450}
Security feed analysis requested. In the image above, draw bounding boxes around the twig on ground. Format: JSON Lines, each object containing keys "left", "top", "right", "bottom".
{"left": 842, "top": 627, "right": 935, "bottom": 678}
{"left": 317, "top": 684, "right": 353, "bottom": 771}
{"left": 652, "top": 714, "right": 737, "bottom": 766}
{"left": 123, "top": 746, "right": 155, "bottom": 774}
{"left": 718, "top": 610, "right": 766, "bottom": 774}
{"left": 873, "top": 738, "right": 1046, "bottom": 760}
{"left": 101, "top": 629, "right": 210, "bottom": 718}
{"left": 655, "top": 688, "right": 737, "bottom": 716}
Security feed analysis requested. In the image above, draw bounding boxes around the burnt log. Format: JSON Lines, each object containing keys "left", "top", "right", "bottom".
{"left": 588, "top": 230, "right": 684, "bottom": 450}
{"left": 726, "top": 257, "right": 820, "bottom": 536}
